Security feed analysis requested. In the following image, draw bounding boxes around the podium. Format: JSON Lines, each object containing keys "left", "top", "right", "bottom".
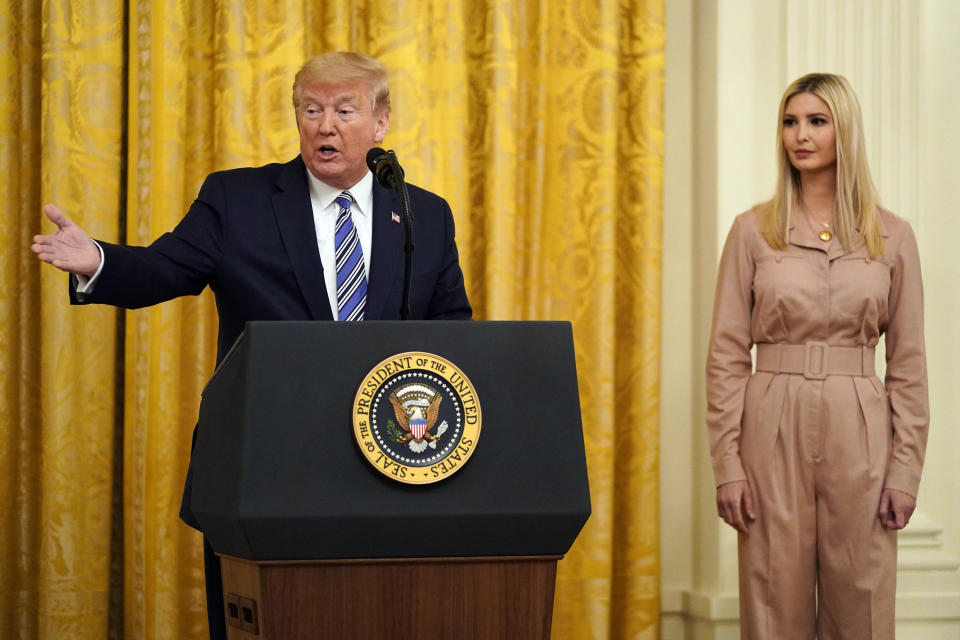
{"left": 190, "top": 321, "right": 591, "bottom": 639}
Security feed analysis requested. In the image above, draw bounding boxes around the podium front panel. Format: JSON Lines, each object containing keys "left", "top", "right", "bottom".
{"left": 192, "top": 321, "right": 591, "bottom": 560}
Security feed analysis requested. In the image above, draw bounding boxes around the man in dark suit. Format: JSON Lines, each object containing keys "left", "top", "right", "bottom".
{"left": 31, "top": 51, "right": 471, "bottom": 639}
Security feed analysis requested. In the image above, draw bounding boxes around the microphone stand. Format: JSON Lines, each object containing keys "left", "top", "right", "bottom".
{"left": 386, "top": 151, "right": 414, "bottom": 320}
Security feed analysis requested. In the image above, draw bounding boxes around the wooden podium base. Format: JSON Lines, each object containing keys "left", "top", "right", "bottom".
{"left": 219, "top": 554, "right": 560, "bottom": 639}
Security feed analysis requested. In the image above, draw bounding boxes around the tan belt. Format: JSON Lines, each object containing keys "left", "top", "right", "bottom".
{"left": 755, "top": 342, "right": 875, "bottom": 380}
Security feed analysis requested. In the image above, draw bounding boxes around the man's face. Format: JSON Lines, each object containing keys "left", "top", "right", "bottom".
{"left": 296, "top": 81, "right": 389, "bottom": 189}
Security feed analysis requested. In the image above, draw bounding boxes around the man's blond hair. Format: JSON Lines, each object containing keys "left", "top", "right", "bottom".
{"left": 292, "top": 52, "right": 390, "bottom": 115}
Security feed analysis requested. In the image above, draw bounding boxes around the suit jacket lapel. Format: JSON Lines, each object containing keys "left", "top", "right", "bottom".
{"left": 365, "top": 181, "right": 403, "bottom": 319}
{"left": 271, "top": 156, "right": 333, "bottom": 321}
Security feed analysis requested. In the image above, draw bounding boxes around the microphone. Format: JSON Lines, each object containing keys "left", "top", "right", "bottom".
{"left": 366, "top": 147, "right": 415, "bottom": 320}
{"left": 366, "top": 147, "right": 405, "bottom": 190}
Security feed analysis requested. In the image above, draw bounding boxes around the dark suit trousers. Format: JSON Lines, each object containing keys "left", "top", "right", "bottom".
{"left": 204, "top": 537, "right": 227, "bottom": 640}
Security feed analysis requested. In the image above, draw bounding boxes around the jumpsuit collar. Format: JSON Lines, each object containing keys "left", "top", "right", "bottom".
{"left": 787, "top": 211, "right": 889, "bottom": 261}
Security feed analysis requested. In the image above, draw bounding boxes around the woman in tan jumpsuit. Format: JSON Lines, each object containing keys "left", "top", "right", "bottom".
{"left": 706, "top": 73, "right": 928, "bottom": 639}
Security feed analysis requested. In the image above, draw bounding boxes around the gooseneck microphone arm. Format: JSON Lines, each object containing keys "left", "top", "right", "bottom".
{"left": 366, "top": 148, "right": 414, "bottom": 320}
{"left": 394, "top": 152, "right": 414, "bottom": 322}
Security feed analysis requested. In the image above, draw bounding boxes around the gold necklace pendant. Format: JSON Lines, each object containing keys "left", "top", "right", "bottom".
{"left": 802, "top": 206, "right": 832, "bottom": 241}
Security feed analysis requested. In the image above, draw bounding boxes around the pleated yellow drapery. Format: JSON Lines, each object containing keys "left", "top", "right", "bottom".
{"left": 1, "top": 1, "right": 125, "bottom": 637}
{"left": 1, "top": 1, "right": 663, "bottom": 638}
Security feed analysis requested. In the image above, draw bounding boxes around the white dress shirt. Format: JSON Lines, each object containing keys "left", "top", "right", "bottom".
{"left": 306, "top": 169, "right": 374, "bottom": 318}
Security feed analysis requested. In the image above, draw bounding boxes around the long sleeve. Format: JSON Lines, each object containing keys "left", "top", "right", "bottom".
{"left": 882, "top": 218, "right": 929, "bottom": 497}
{"left": 70, "top": 172, "right": 226, "bottom": 309}
{"left": 705, "top": 213, "right": 757, "bottom": 487}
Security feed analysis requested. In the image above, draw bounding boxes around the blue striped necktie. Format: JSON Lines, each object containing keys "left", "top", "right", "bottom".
{"left": 333, "top": 191, "right": 367, "bottom": 321}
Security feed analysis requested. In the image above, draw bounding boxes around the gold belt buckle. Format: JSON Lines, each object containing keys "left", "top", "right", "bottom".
{"left": 803, "top": 341, "right": 828, "bottom": 380}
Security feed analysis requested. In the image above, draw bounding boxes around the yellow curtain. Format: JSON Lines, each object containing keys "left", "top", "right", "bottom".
{"left": 119, "top": 1, "right": 309, "bottom": 637}
{"left": 2, "top": 0, "right": 663, "bottom": 638}
{"left": 1, "top": 0, "right": 125, "bottom": 638}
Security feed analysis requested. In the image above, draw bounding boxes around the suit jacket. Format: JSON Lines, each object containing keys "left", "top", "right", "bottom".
{"left": 72, "top": 155, "right": 472, "bottom": 526}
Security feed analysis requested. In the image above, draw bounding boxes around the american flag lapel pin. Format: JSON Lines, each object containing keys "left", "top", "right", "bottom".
{"left": 391, "top": 211, "right": 401, "bottom": 224}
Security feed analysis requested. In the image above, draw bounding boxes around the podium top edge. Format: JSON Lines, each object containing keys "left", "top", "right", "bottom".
{"left": 216, "top": 554, "right": 565, "bottom": 566}
{"left": 205, "top": 320, "right": 576, "bottom": 392}
{"left": 242, "top": 320, "right": 574, "bottom": 327}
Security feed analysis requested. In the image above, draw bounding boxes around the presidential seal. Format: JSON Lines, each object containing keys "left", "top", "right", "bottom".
{"left": 353, "top": 352, "right": 482, "bottom": 485}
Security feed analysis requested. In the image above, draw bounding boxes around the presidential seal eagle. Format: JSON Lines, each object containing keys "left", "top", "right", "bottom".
{"left": 389, "top": 387, "right": 445, "bottom": 453}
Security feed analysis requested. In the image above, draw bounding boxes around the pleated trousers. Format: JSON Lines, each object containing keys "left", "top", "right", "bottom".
{"left": 737, "top": 371, "right": 897, "bottom": 639}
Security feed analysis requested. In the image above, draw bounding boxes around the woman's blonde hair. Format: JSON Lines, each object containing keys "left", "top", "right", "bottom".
{"left": 292, "top": 52, "right": 390, "bottom": 115}
{"left": 761, "top": 73, "right": 882, "bottom": 257}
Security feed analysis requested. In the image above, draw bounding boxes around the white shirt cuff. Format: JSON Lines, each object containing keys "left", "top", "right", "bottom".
{"left": 75, "top": 240, "right": 105, "bottom": 293}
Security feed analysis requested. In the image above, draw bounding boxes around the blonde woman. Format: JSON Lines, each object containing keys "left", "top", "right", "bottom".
{"left": 706, "top": 73, "right": 928, "bottom": 638}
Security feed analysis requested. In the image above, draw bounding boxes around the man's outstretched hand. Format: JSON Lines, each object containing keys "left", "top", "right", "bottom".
{"left": 31, "top": 204, "right": 101, "bottom": 277}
